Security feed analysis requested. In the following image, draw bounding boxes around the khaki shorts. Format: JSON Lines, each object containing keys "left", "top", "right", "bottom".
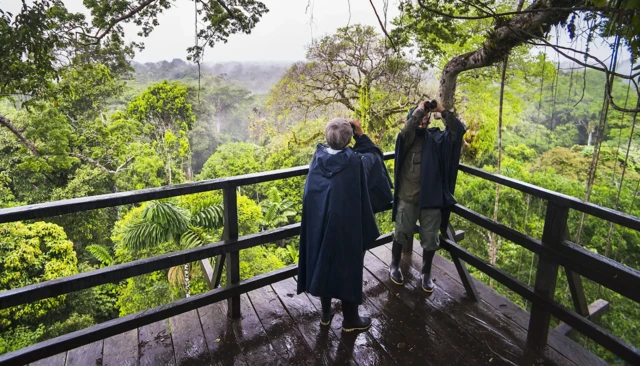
{"left": 394, "top": 199, "right": 441, "bottom": 252}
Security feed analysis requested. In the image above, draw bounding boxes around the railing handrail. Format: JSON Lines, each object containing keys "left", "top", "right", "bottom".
{"left": 2, "top": 152, "right": 639, "bottom": 231}
{"left": 459, "top": 164, "right": 640, "bottom": 231}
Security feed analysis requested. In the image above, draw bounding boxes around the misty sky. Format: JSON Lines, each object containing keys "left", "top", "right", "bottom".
{"left": 3, "top": 0, "right": 630, "bottom": 67}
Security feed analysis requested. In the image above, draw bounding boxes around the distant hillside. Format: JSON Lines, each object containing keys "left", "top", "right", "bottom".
{"left": 131, "top": 59, "right": 291, "bottom": 94}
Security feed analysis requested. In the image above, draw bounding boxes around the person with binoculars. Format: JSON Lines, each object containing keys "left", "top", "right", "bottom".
{"left": 390, "top": 99, "right": 466, "bottom": 292}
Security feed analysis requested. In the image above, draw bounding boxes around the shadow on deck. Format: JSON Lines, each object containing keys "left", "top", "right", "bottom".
{"left": 29, "top": 241, "right": 604, "bottom": 366}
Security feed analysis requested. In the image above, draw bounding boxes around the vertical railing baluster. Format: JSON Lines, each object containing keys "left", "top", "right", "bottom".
{"left": 223, "top": 185, "right": 240, "bottom": 318}
{"left": 527, "top": 201, "right": 569, "bottom": 350}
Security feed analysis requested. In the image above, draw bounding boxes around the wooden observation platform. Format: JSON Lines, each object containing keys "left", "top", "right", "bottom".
{"left": 1, "top": 152, "right": 639, "bottom": 366}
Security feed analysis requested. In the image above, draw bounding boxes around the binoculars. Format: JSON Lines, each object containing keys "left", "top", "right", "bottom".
{"left": 424, "top": 100, "right": 438, "bottom": 110}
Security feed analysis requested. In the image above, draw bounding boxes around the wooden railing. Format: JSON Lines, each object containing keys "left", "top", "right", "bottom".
{"left": 0, "top": 153, "right": 639, "bottom": 365}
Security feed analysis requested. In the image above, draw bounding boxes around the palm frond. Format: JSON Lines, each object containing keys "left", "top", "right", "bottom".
{"left": 121, "top": 220, "right": 171, "bottom": 251}
{"left": 266, "top": 187, "right": 281, "bottom": 203}
{"left": 287, "top": 244, "right": 299, "bottom": 264}
{"left": 86, "top": 244, "right": 114, "bottom": 266}
{"left": 191, "top": 204, "right": 224, "bottom": 230}
{"left": 180, "top": 226, "right": 212, "bottom": 250}
{"left": 142, "top": 201, "right": 190, "bottom": 233}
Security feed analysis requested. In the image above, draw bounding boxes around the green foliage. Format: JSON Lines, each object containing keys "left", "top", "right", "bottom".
{"left": 86, "top": 245, "right": 115, "bottom": 266}
{"left": 44, "top": 313, "right": 95, "bottom": 339}
{"left": 0, "top": 324, "right": 45, "bottom": 355}
{"left": 0, "top": 221, "right": 78, "bottom": 330}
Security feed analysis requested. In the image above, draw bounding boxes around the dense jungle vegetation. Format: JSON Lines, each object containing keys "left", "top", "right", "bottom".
{"left": 1, "top": 0, "right": 639, "bottom": 363}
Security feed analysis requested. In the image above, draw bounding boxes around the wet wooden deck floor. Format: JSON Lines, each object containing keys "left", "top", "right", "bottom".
{"left": 30, "top": 240, "right": 606, "bottom": 366}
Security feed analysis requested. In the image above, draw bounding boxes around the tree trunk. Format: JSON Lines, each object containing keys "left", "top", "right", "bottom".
{"left": 438, "top": 0, "right": 576, "bottom": 109}
{"left": 183, "top": 263, "right": 191, "bottom": 298}
{"left": 0, "top": 114, "right": 40, "bottom": 156}
{"left": 167, "top": 156, "right": 172, "bottom": 185}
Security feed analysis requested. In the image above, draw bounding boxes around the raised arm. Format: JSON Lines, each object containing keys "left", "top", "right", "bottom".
{"left": 400, "top": 102, "right": 426, "bottom": 157}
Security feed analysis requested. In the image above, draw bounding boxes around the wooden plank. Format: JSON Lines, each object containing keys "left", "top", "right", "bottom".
{"left": 138, "top": 320, "right": 175, "bottom": 366}
{"left": 528, "top": 202, "right": 568, "bottom": 350}
{"left": 389, "top": 243, "right": 576, "bottom": 366}
{"left": 247, "top": 286, "right": 313, "bottom": 364}
{"left": 555, "top": 299, "right": 611, "bottom": 336}
{"left": 363, "top": 248, "right": 503, "bottom": 365}
{"left": 300, "top": 283, "right": 397, "bottom": 366}
{"left": 65, "top": 341, "right": 103, "bottom": 366}
{"left": 29, "top": 353, "right": 66, "bottom": 366}
{"left": 270, "top": 278, "right": 356, "bottom": 366}
{"left": 228, "top": 293, "right": 284, "bottom": 365}
{"left": 424, "top": 241, "right": 607, "bottom": 366}
{"left": 361, "top": 255, "right": 470, "bottom": 366}
{"left": 169, "top": 310, "right": 211, "bottom": 366}
{"left": 198, "top": 301, "right": 248, "bottom": 366}
{"left": 102, "top": 330, "right": 138, "bottom": 366}
{"left": 0, "top": 224, "right": 299, "bottom": 311}
{"left": 0, "top": 265, "right": 298, "bottom": 366}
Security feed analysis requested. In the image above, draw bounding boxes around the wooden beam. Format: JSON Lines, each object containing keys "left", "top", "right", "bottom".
{"left": 458, "top": 164, "right": 640, "bottom": 231}
{"left": 0, "top": 223, "right": 300, "bottom": 310}
{"left": 199, "top": 258, "right": 215, "bottom": 290}
{"left": 211, "top": 254, "right": 225, "bottom": 289}
{"left": 527, "top": 202, "right": 568, "bottom": 350}
{"left": 555, "top": 299, "right": 611, "bottom": 336}
{"left": 565, "top": 269, "right": 589, "bottom": 317}
{"left": 452, "top": 204, "right": 640, "bottom": 303}
{"left": 223, "top": 187, "right": 240, "bottom": 318}
{"left": 443, "top": 225, "right": 479, "bottom": 302}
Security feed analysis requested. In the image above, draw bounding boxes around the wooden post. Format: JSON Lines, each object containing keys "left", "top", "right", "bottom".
{"left": 211, "top": 254, "right": 225, "bottom": 289}
{"left": 444, "top": 225, "right": 479, "bottom": 302}
{"left": 565, "top": 268, "right": 590, "bottom": 316}
{"left": 527, "top": 201, "right": 569, "bottom": 350}
{"left": 223, "top": 186, "right": 240, "bottom": 318}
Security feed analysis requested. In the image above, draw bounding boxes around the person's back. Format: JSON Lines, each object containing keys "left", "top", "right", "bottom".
{"left": 297, "top": 118, "right": 384, "bottom": 332}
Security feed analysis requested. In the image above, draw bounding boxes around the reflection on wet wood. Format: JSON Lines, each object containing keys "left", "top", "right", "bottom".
{"left": 169, "top": 310, "right": 211, "bottom": 366}
{"left": 198, "top": 301, "right": 247, "bottom": 366}
{"left": 139, "top": 320, "right": 175, "bottom": 366}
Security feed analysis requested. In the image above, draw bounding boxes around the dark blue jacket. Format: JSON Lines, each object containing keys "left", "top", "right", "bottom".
{"left": 297, "top": 144, "right": 381, "bottom": 304}
{"left": 392, "top": 109, "right": 466, "bottom": 230}
{"left": 353, "top": 134, "right": 393, "bottom": 213}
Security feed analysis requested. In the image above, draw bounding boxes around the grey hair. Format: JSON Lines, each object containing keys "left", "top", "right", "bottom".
{"left": 325, "top": 118, "right": 353, "bottom": 150}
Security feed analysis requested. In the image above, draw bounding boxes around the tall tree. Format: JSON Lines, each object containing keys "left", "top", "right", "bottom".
{"left": 270, "top": 24, "right": 423, "bottom": 141}
{"left": 396, "top": 0, "right": 639, "bottom": 111}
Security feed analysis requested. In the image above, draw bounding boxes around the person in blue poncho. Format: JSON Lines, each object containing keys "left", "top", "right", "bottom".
{"left": 297, "top": 118, "right": 392, "bottom": 333}
{"left": 389, "top": 99, "right": 466, "bottom": 292}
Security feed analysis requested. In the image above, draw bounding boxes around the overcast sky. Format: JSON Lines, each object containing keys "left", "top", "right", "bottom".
{"left": 3, "top": 0, "right": 631, "bottom": 67}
